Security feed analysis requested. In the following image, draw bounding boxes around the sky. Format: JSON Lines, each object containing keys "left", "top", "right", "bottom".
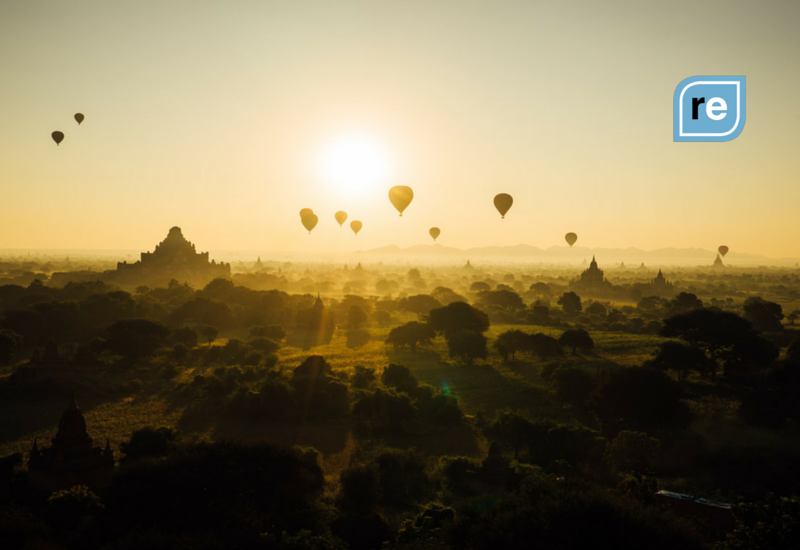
{"left": 1, "top": 0, "right": 799, "bottom": 258}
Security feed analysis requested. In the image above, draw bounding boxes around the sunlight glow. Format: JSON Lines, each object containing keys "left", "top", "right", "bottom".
{"left": 320, "top": 135, "right": 391, "bottom": 193}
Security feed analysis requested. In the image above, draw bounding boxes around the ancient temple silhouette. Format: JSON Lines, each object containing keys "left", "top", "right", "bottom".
{"left": 712, "top": 253, "right": 725, "bottom": 268}
{"left": 28, "top": 394, "right": 114, "bottom": 493}
{"left": 634, "top": 268, "right": 675, "bottom": 298}
{"left": 570, "top": 256, "right": 612, "bottom": 294}
{"left": 113, "top": 226, "right": 230, "bottom": 287}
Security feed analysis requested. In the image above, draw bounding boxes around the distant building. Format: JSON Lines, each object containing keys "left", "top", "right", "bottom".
{"left": 713, "top": 253, "right": 725, "bottom": 268}
{"left": 570, "top": 256, "right": 612, "bottom": 295}
{"left": 28, "top": 394, "right": 114, "bottom": 493}
{"left": 113, "top": 226, "right": 230, "bottom": 287}
{"left": 464, "top": 260, "right": 473, "bottom": 269}
{"left": 633, "top": 268, "right": 675, "bottom": 298}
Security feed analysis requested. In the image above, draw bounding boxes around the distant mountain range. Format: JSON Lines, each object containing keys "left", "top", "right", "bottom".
{"left": 353, "top": 244, "right": 800, "bottom": 267}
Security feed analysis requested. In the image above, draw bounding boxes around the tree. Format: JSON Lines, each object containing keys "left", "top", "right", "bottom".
{"left": 202, "top": 326, "right": 219, "bottom": 346}
{"left": 529, "top": 333, "right": 564, "bottom": 359}
{"left": 743, "top": 297, "right": 784, "bottom": 332}
{"left": 529, "top": 282, "right": 551, "bottom": 296}
{"left": 446, "top": 329, "right": 488, "bottom": 364}
{"left": 120, "top": 427, "right": 175, "bottom": 464}
{"left": 381, "top": 364, "right": 418, "bottom": 394}
{"left": 171, "top": 326, "right": 198, "bottom": 348}
{"left": 385, "top": 322, "right": 436, "bottom": 352}
{"left": 428, "top": 301, "right": 489, "bottom": 338}
{"left": 788, "top": 337, "right": 800, "bottom": 368}
{"left": 666, "top": 292, "right": 703, "bottom": 316}
{"left": 585, "top": 301, "right": 608, "bottom": 317}
{"left": 346, "top": 305, "right": 369, "bottom": 329}
{"left": 557, "top": 292, "right": 582, "bottom": 316}
{"left": 646, "top": 340, "right": 713, "bottom": 381}
{"left": 106, "top": 319, "right": 170, "bottom": 358}
{"left": 400, "top": 294, "right": 442, "bottom": 320}
{"left": 551, "top": 366, "right": 596, "bottom": 408}
{"left": 470, "top": 281, "right": 490, "bottom": 292}
{"left": 661, "top": 309, "right": 773, "bottom": 380}
{"left": 0, "top": 329, "right": 21, "bottom": 365}
{"left": 558, "top": 329, "right": 594, "bottom": 354}
{"left": 477, "top": 290, "right": 525, "bottom": 310}
{"left": 589, "top": 367, "right": 692, "bottom": 434}
{"left": 607, "top": 431, "right": 660, "bottom": 479}
{"left": 495, "top": 329, "right": 530, "bottom": 361}
{"left": 431, "top": 286, "right": 467, "bottom": 305}
{"left": 787, "top": 310, "right": 800, "bottom": 325}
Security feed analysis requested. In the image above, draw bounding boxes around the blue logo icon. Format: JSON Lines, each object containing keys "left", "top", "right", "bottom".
{"left": 673, "top": 76, "right": 746, "bottom": 142}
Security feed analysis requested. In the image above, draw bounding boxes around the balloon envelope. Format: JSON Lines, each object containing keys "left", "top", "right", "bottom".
{"left": 335, "top": 211, "right": 348, "bottom": 226}
{"left": 51, "top": 131, "right": 64, "bottom": 145}
{"left": 301, "top": 213, "right": 318, "bottom": 233}
{"left": 74, "top": 113, "right": 84, "bottom": 125}
{"left": 565, "top": 232, "right": 578, "bottom": 247}
{"left": 299, "top": 208, "right": 313, "bottom": 218}
{"left": 429, "top": 227, "right": 440, "bottom": 241}
{"left": 493, "top": 193, "right": 513, "bottom": 218}
{"left": 350, "top": 220, "right": 362, "bottom": 235}
{"left": 389, "top": 186, "right": 414, "bottom": 216}
{"left": 718, "top": 245, "right": 729, "bottom": 257}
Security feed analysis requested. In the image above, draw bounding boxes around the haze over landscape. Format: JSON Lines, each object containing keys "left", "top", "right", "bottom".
{"left": 2, "top": 2, "right": 800, "bottom": 550}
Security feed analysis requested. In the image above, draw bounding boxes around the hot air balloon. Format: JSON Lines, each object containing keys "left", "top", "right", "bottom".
{"left": 493, "top": 193, "right": 513, "bottom": 218}
{"left": 350, "top": 220, "right": 362, "bottom": 235}
{"left": 299, "top": 208, "right": 313, "bottom": 218}
{"left": 429, "top": 227, "right": 440, "bottom": 242}
{"left": 301, "top": 213, "right": 318, "bottom": 234}
{"left": 335, "top": 211, "right": 348, "bottom": 226}
{"left": 389, "top": 186, "right": 413, "bottom": 216}
{"left": 74, "top": 113, "right": 84, "bottom": 125}
{"left": 565, "top": 233, "right": 578, "bottom": 247}
{"left": 51, "top": 131, "right": 64, "bottom": 146}
{"left": 718, "top": 245, "right": 729, "bottom": 257}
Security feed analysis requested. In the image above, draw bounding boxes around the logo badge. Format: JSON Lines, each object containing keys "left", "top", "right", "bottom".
{"left": 674, "top": 76, "right": 746, "bottom": 142}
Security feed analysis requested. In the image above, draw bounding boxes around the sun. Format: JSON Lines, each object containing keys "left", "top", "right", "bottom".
{"left": 320, "top": 135, "right": 391, "bottom": 193}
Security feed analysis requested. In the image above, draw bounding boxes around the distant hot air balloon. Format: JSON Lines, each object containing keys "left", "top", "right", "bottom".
{"left": 350, "top": 220, "right": 362, "bottom": 235}
{"left": 493, "top": 193, "right": 513, "bottom": 218}
{"left": 389, "top": 186, "right": 414, "bottom": 216}
{"left": 74, "top": 113, "right": 84, "bottom": 125}
{"left": 301, "top": 213, "right": 318, "bottom": 234}
{"left": 718, "top": 245, "right": 729, "bottom": 257}
{"left": 51, "top": 131, "right": 64, "bottom": 146}
{"left": 299, "top": 208, "right": 313, "bottom": 218}
{"left": 335, "top": 211, "right": 348, "bottom": 226}
{"left": 429, "top": 227, "right": 440, "bottom": 242}
{"left": 565, "top": 232, "right": 578, "bottom": 247}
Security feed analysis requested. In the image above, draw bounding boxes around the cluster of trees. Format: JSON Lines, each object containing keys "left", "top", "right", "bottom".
{"left": 386, "top": 301, "right": 491, "bottom": 363}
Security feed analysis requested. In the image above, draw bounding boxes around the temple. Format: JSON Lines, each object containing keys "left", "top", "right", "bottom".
{"left": 712, "top": 253, "right": 725, "bottom": 268}
{"left": 28, "top": 394, "right": 114, "bottom": 493}
{"left": 570, "top": 256, "right": 612, "bottom": 295}
{"left": 113, "top": 227, "right": 230, "bottom": 287}
{"left": 633, "top": 268, "right": 675, "bottom": 298}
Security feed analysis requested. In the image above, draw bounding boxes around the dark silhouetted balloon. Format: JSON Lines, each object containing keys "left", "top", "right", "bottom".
{"left": 565, "top": 232, "right": 578, "bottom": 247}
{"left": 299, "top": 208, "right": 313, "bottom": 218}
{"left": 51, "top": 131, "right": 64, "bottom": 145}
{"left": 429, "top": 227, "right": 440, "bottom": 241}
{"left": 74, "top": 113, "right": 84, "bottom": 125}
{"left": 493, "top": 193, "right": 513, "bottom": 218}
{"left": 335, "top": 211, "right": 348, "bottom": 226}
{"left": 389, "top": 186, "right": 413, "bottom": 216}
{"left": 350, "top": 220, "right": 362, "bottom": 235}
{"left": 718, "top": 245, "right": 729, "bottom": 257}
{"left": 301, "top": 213, "right": 318, "bottom": 233}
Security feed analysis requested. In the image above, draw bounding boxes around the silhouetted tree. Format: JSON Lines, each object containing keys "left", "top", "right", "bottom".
{"left": 743, "top": 296, "right": 784, "bottom": 332}
{"left": 202, "top": 326, "right": 219, "bottom": 346}
{"left": 558, "top": 329, "right": 594, "bottom": 354}
{"left": 446, "top": 329, "right": 488, "bottom": 363}
{"left": 120, "top": 427, "right": 175, "bottom": 464}
{"left": 495, "top": 329, "right": 530, "bottom": 361}
{"left": 666, "top": 292, "right": 703, "bottom": 316}
{"left": 551, "top": 366, "right": 596, "bottom": 408}
{"left": 646, "top": 340, "right": 713, "bottom": 381}
{"left": 171, "top": 326, "right": 198, "bottom": 348}
{"left": 529, "top": 333, "right": 564, "bottom": 359}
{"left": 477, "top": 289, "right": 524, "bottom": 310}
{"left": 589, "top": 367, "right": 691, "bottom": 434}
{"left": 106, "top": 319, "right": 170, "bottom": 358}
{"left": 346, "top": 305, "right": 369, "bottom": 329}
{"left": 428, "top": 301, "right": 489, "bottom": 338}
{"left": 400, "top": 294, "right": 442, "bottom": 320}
{"left": 557, "top": 291, "right": 582, "bottom": 316}
{"left": 585, "top": 301, "right": 607, "bottom": 317}
{"left": 0, "top": 329, "right": 21, "bottom": 365}
{"left": 385, "top": 321, "right": 436, "bottom": 352}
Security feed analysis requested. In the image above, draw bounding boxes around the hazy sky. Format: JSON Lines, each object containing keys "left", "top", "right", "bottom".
{"left": 1, "top": 0, "right": 799, "bottom": 257}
